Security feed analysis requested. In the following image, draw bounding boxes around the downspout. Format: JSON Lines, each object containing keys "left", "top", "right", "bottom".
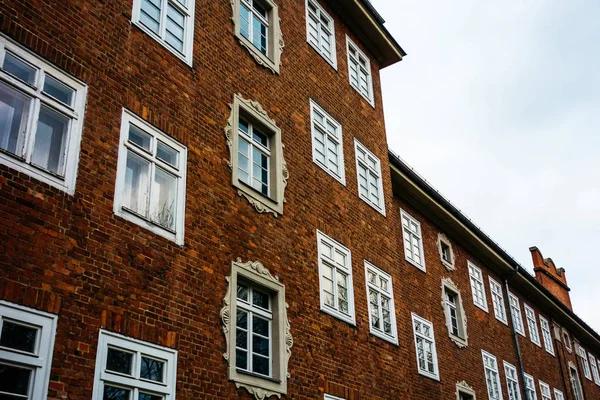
{"left": 551, "top": 316, "right": 572, "bottom": 399}
{"left": 504, "top": 265, "right": 528, "bottom": 399}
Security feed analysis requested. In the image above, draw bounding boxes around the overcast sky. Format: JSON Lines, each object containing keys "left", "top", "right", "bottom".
{"left": 370, "top": 0, "right": 600, "bottom": 333}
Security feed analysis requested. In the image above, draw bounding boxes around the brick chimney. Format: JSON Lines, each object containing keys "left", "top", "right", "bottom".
{"left": 529, "top": 246, "right": 572, "bottom": 310}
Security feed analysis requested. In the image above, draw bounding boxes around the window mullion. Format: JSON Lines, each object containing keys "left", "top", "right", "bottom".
{"left": 159, "top": 0, "right": 168, "bottom": 41}
{"left": 23, "top": 97, "right": 41, "bottom": 164}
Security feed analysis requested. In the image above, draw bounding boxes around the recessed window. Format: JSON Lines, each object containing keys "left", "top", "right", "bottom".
{"left": 346, "top": 36, "right": 374, "bottom": 106}
{"left": 437, "top": 233, "right": 454, "bottom": 270}
{"left": 231, "top": 0, "right": 283, "bottom": 73}
{"left": 553, "top": 389, "right": 564, "bottom": 400}
{"left": 306, "top": 0, "right": 336, "bottom": 68}
{"left": 411, "top": 313, "right": 439, "bottom": 380}
{"left": 538, "top": 315, "right": 555, "bottom": 356}
{"left": 524, "top": 373, "right": 536, "bottom": 400}
{"left": 589, "top": 353, "right": 600, "bottom": 385}
{"left": 468, "top": 262, "right": 488, "bottom": 312}
{"left": 524, "top": 304, "right": 541, "bottom": 347}
{"left": 401, "top": 209, "right": 425, "bottom": 271}
{"left": 569, "top": 363, "right": 584, "bottom": 400}
{"left": 442, "top": 278, "right": 468, "bottom": 348}
{"left": 0, "top": 301, "right": 57, "bottom": 400}
{"left": 225, "top": 94, "right": 287, "bottom": 216}
{"left": 0, "top": 34, "right": 87, "bottom": 194}
{"left": 310, "top": 100, "right": 344, "bottom": 184}
{"left": 482, "top": 350, "right": 503, "bottom": 400}
{"left": 489, "top": 277, "right": 508, "bottom": 325}
{"left": 508, "top": 292, "right": 525, "bottom": 336}
{"left": 503, "top": 362, "right": 522, "bottom": 400}
{"left": 114, "top": 109, "right": 187, "bottom": 244}
{"left": 577, "top": 344, "right": 593, "bottom": 380}
{"left": 562, "top": 329, "right": 572, "bottom": 352}
{"left": 131, "top": 0, "right": 195, "bottom": 65}
{"left": 538, "top": 381, "right": 551, "bottom": 400}
{"left": 317, "top": 231, "right": 355, "bottom": 325}
{"left": 221, "top": 259, "right": 292, "bottom": 399}
{"left": 355, "top": 139, "right": 385, "bottom": 215}
{"left": 91, "top": 330, "right": 177, "bottom": 400}
{"left": 365, "top": 262, "right": 398, "bottom": 344}
{"left": 456, "top": 381, "right": 476, "bottom": 400}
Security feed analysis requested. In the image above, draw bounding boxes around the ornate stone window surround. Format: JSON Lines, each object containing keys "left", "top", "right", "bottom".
{"left": 221, "top": 259, "right": 293, "bottom": 400}
{"left": 230, "top": 0, "right": 284, "bottom": 74}
{"left": 437, "top": 233, "right": 455, "bottom": 271}
{"left": 225, "top": 94, "right": 288, "bottom": 216}
{"left": 441, "top": 278, "right": 468, "bottom": 348}
{"left": 456, "top": 380, "right": 476, "bottom": 400}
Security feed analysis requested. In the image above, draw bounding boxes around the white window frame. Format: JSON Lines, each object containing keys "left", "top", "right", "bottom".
{"left": 589, "top": 353, "right": 600, "bottom": 385}
{"left": 441, "top": 278, "right": 468, "bottom": 348}
{"left": 489, "top": 277, "right": 508, "bottom": 325}
{"left": 569, "top": 363, "right": 584, "bottom": 400}
{"left": 346, "top": 36, "right": 374, "bottom": 106}
{"left": 553, "top": 389, "right": 564, "bottom": 400}
{"left": 0, "top": 34, "right": 87, "bottom": 194}
{"left": 524, "top": 373, "right": 537, "bottom": 400}
{"left": 456, "top": 381, "right": 477, "bottom": 400}
{"left": 401, "top": 209, "right": 426, "bottom": 271}
{"left": 508, "top": 292, "right": 526, "bottom": 337}
{"left": 437, "top": 233, "right": 455, "bottom": 271}
{"left": 317, "top": 230, "right": 355, "bottom": 325}
{"left": 576, "top": 344, "right": 593, "bottom": 381}
{"left": 91, "top": 330, "right": 177, "bottom": 400}
{"left": 503, "top": 362, "right": 522, "bottom": 400}
{"left": 354, "top": 139, "right": 385, "bottom": 215}
{"left": 305, "top": 0, "right": 337, "bottom": 69}
{"left": 537, "top": 381, "right": 551, "bottom": 400}
{"left": 411, "top": 313, "right": 440, "bottom": 381}
{"left": 364, "top": 261, "right": 398, "bottom": 344}
{"left": 310, "top": 100, "right": 345, "bottom": 184}
{"left": 131, "top": 0, "right": 195, "bottom": 65}
{"left": 324, "top": 395, "right": 344, "bottom": 400}
{"left": 524, "top": 304, "right": 541, "bottom": 347}
{"left": 562, "top": 329, "right": 572, "bottom": 352}
{"left": 0, "top": 301, "right": 58, "bottom": 400}
{"left": 114, "top": 109, "right": 187, "bottom": 245}
{"left": 539, "top": 315, "right": 555, "bottom": 356}
{"left": 482, "top": 350, "right": 504, "bottom": 400}
{"left": 468, "top": 261, "right": 488, "bottom": 312}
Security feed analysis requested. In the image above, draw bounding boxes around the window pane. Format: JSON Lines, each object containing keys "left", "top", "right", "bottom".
{"left": 0, "top": 364, "right": 31, "bottom": 396}
{"left": 252, "top": 289, "right": 269, "bottom": 310}
{"left": 156, "top": 141, "right": 178, "bottom": 168}
{"left": 151, "top": 167, "right": 177, "bottom": 230}
{"left": 140, "top": 357, "right": 164, "bottom": 382}
{"left": 236, "top": 329, "right": 247, "bottom": 348}
{"left": 31, "top": 105, "right": 69, "bottom": 175}
{"left": 43, "top": 75, "right": 74, "bottom": 107}
{"left": 140, "top": 0, "right": 161, "bottom": 33}
{"left": 103, "top": 385, "right": 131, "bottom": 400}
{"left": 139, "top": 393, "right": 162, "bottom": 400}
{"left": 166, "top": 3, "right": 185, "bottom": 52}
{"left": 236, "top": 309, "right": 248, "bottom": 329}
{"left": 252, "top": 335, "right": 269, "bottom": 356}
{"left": 106, "top": 348, "right": 133, "bottom": 375}
{"left": 252, "top": 354, "right": 269, "bottom": 376}
{"left": 252, "top": 315, "right": 269, "bottom": 336}
{"left": 252, "top": 128, "right": 268, "bottom": 147}
{"left": 237, "top": 283, "right": 249, "bottom": 301}
{"left": 3, "top": 52, "right": 37, "bottom": 85}
{"left": 0, "top": 321, "right": 38, "bottom": 353}
{"left": 0, "top": 82, "right": 30, "bottom": 157}
{"left": 236, "top": 348, "right": 248, "bottom": 370}
{"left": 240, "top": 4, "right": 251, "bottom": 40}
{"left": 128, "top": 125, "right": 152, "bottom": 151}
{"left": 124, "top": 151, "right": 150, "bottom": 216}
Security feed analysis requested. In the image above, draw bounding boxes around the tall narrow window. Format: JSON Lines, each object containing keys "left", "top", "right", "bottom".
{"left": 238, "top": 117, "right": 270, "bottom": 196}
{"left": 0, "top": 35, "right": 87, "bottom": 194}
{"left": 365, "top": 262, "right": 398, "bottom": 344}
{"left": 524, "top": 373, "right": 537, "bottom": 400}
{"left": 482, "top": 350, "right": 503, "bottom": 400}
{"left": 114, "top": 110, "right": 187, "bottom": 244}
{"left": 539, "top": 316, "right": 555, "bottom": 356}
{"left": 569, "top": 364, "right": 584, "bottom": 400}
{"left": 317, "top": 231, "right": 355, "bottom": 324}
{"left": 401, "top": 209, "right": 425, "bottom": 270}
{"left": 411, "top": 314, "right": 439, "bottom": 380}
{"left": 355, "top": 140, "right": 385, "bottom": 214}
{"left": 577, "top": 345, "right": 592, "bottom": 380}
{"left": 306, "top": 0, "right": 336, "bottom": 68}
{"left": 489, "top": 277, "right": 508, "bottom": 324}
{"left": 131, "top": 0, "right": 195, "bottom": 64}
{"left": 442, "top": 278, "right": 468, "bottom": 348}
{"left": 508, "top": 293, "right": 525, "bottom": 336}
{"left": 553, "top": 389, "right": 564, "bottom": 400}
{"left": 589, "top": 353, "right": 600, "bottom": 384}
{"left": 437, "top": 233, "right": 455, "bottom": 271}
{"left": 524, "top": 304, "right": 541, "bottom": 346}
{"left": 538, "top": 381, "right": 551, "bottom": 400}
{"left": 468, "top": 262, "right": 488, "bottom": 312}
{"left": 346, "top": 36, "right": 374, "bottom": 105}
{"left": 504, "top": 362, "right": 522, "bottom": 400}
{"left": 310, "top": 100, "right": 344, "bottom": 184}
{"left": 562, "top": 329, "right": 572, "bottom": 352}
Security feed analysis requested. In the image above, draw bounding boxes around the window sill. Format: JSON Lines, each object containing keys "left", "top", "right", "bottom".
{"left": 320, "top": 306, "right": 356, "bottom": 326}
{"left": 369, "top": 329, "right": 399, "bottom": 346}
{"left": 115, "top": 207, "right": 183, "bottom": 245}
{"left": 313, "top": 159, "right": 346, "bottom": 186}
{"left": 495, "top": 315, "right": 509, "bottom": 326}
{"left": 473, "top": 303, "right": 489, "bottom": 313}
{"left": 235, "top": 33, "right": 280, "bottom": 74}
{"left": 307, "top": 41, "right": 338, "bottom": 71}
{"left": 132, "top": 22, "right": 193, "bottom": 67}
{"left": 405, "top": 257, "right": 426, "bottom": 273}
{"left": 236, "top": 369, "right": 281, "bottom": 384}
{"left": 358, "top": 194, "right": 386, "bottom": 216}
{"left": 418, "top": 370, "right": 440, "bottom": 382}
{"left": 0, "top": 150, "right": 73, "bottom": 195}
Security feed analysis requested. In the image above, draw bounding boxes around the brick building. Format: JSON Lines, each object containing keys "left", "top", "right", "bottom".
{"left": 0, "top": 1, "right": 598, "bottom": 400}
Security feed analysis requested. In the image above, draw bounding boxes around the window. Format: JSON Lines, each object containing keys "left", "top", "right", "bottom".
{"left": 221, "top": 259, "right": 292, "bottom": 399}
{"left": 524, "top": 304, "right": 541, "bottom": 347}
{"left": 355, "top": 139, "right": 385, "bottom": 214}
{"left": 317, "top": 231, "right": 355, "bottom": 324}
{"left": 503, "top": 362, "right": 521, "bottom": 400}
{"left": 538, "top": 381, "right": 551, "bottom": 400}
{"left": 225, "top": 94, "right": 288, "bottom": 216}
{"left": 437, "top": 233, "right": 455, "bottom": 271}
{"left": 589, "top": 353, "right": 600, "bottom": 385}
{"left": 524, "top": 373, "right": 537, "bottom": 400}
{"left": 0, "top": 301, "right": 57, "bottom": 400}
{"left": 569, "top": 363, "right": 584, "bottom": 400}
{"left": 231, "top": 0, "right": 283, "bottom": 73}
{"left": 401, "top": 209, "right": 425, "bottom": 270}
{"left": 441, "top": 278, "right": 468, "bottom": 348}
{"left": 92, "top": 330, "right": 177, "bottom": 400}
{"left": 577, "top": 345, "right": 592, "bottom": 380}
{"left": 131, "top": 0, "right": 195, "bottom": 65}
{"left": 346, "top": 36, "right": 373, "bottom": 106}
{"left": 539, "top": 316, "right": 555, "bottom": 356}
{"left": 310, "top": 100, "right": 344, "bottom": 184}
{"left": 114, "top": 109, "right": 187, "bottom": 244}
{"left": 482, "top": 350, "right": 503, "bottom": 400}
{"left": 365, "top": 262, "right": 398, "bottom": 344}
{"left": 508, "top": 292, "right": 525, "bottom": 336}
{"left": 553, "top": 389, "right": 564, "bottom": 400}
{"left": 306, "top": 0, "right": 336, "bottom": 68}
{"left": 324, "top": 395, "right": 344, "bottom": 400}
{"left": 411, "top": 313, "right": 439, "bottom": 380}
{"left": 456, "top": 381, "right": 477, "bottom": 400}
{"left": 468, "top": 262, "right": 488, "bottom": 312}
{"left": 562, "top": 329, "right": 572, "bottom": 352}
{"left": 0, "top": 35, "right": 87, "bottom": 194}
{"left": 489, "top": 277, "right": 508, "bottom": 324}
